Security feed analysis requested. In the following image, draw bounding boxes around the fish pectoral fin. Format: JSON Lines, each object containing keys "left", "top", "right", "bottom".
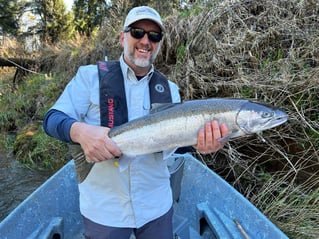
{"left": 218, "top": 129, "right": 243, "bottom": 143}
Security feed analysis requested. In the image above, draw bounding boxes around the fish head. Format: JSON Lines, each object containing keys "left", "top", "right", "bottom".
{"left": 236, "top": 101, "right": 288, "bottom": 134}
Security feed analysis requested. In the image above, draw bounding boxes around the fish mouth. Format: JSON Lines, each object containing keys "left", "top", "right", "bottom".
{"left": 264, "top": 113, "right": 288, "bottom": 129}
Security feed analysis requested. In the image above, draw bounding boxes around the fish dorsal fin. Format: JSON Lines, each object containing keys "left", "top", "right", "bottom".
{"left": 150, "top": 103, "right": 180, "bottom": 114}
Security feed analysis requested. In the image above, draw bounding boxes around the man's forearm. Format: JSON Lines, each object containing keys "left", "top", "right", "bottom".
{"left": 43, "top": 109, "right": 77, "bottom": 142}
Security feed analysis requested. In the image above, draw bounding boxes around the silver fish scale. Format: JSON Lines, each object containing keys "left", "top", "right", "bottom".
{"left": 72, "top": 98, "right": 287, "bottom": 181}
{"left": 108, "top": 98, "right": 255, "bottom": 155}
{"left": 109, "top": 98, "right": 249, "bottom": 138}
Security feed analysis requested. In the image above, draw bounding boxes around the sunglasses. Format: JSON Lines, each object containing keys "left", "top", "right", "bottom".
{"left": 124, "top": 27, "right": 163, "bottom": 43}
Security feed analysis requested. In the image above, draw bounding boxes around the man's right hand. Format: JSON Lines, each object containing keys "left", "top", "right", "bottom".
{"left": 70, "top": 122, "right": 122, "bottom": 162}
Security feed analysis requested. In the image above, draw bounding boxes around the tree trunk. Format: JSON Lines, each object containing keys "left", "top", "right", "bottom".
{"left": 0, "top": 57, "right": 36, "bottom": 67}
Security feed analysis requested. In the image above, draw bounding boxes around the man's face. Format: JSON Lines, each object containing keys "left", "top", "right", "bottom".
{"left": 120, "top": 20, "right": 162, "bottom": 74}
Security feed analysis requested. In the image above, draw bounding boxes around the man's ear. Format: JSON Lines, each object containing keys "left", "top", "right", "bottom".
{"left": 119, "top": 32, "right": 124, "bottom": 47}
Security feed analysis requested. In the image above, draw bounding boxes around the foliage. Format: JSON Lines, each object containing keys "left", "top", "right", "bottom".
{"left": 0, "top": 71, "right": 69, "bottom": 168}
{"left": 130, "top": 0, "right": 180, "bottom": 15}
{"left": 73, "top": 0, "right": 110, "bottom": 37}
{"left": 25, "top": 0, "right": 75, "bottom": 43}
{"left": 252, "top": 171, "right": 319, "bottom": 239}
{"left": 13, "top": 123, "right": 68, "bottom": 170}
{"left": 0, "top": 0, "right": 22, "bottom": 35}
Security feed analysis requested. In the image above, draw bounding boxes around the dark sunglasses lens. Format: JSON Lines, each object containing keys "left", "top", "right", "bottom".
{"left": 148, "top": 32, "right": 162, "bottom": 42}
{"left": 130, "top": 28, "right": 145, "bottom": 39}
{"left": 129, "top": 28, "right": 162, "bottom": 42}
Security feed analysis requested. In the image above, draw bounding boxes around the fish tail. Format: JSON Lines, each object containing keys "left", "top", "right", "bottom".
{"left": 68, "top": 144, "right": 94, "bottom": 183}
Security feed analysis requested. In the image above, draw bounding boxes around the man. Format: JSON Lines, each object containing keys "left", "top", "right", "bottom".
{"left": 43, "top": 6, "right": 228, "bottom": 239}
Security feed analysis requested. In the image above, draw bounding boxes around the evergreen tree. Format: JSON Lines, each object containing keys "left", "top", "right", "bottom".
{"left": 73, "top": 0, "right": 109, "bottom": 36}
{"left": 31, "top": 0, "right": 75, "bottom": 43}
{"left": 0, "top": 0, "right": 21, "bottom": 35}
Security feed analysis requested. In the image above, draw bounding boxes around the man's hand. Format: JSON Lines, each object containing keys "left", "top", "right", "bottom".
{"left": 195, "top": 120, "right": 229, "bottom": 154}
{"left": 70, "top": 122, "right": 122, "bottom": 162}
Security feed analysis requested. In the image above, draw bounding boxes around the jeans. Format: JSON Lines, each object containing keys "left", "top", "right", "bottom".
{"left": 83, "top": 207, "right": 174, "bottom": 239}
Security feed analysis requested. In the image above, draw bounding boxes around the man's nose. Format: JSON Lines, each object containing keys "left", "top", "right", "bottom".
{"left": 139, "top": 33, "right": 151, "bottom": 44}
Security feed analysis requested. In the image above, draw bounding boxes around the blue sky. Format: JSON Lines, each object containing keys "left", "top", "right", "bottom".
{"left": 64, "top": 0, "right": 73, "bottom": 11}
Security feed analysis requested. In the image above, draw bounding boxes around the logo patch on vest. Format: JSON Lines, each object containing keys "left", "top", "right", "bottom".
{"left": 107, "top": 98, "right": 115, "bottom": 128}
{"left": 155, "top": 84, "right": 165, "bottom": 93}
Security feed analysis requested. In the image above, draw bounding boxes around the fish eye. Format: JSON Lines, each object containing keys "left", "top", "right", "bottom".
{"left": 262, "top": 112, "right": 274, "bottom": 118}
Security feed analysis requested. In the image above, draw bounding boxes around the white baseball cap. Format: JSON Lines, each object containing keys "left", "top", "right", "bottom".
{"left": 123, "top": 6, "right": 164, "bottom": 31}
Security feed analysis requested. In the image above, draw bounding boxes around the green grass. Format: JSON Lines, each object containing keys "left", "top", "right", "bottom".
{"left": 0, "top": 72, "right": 69, "bottom": 170}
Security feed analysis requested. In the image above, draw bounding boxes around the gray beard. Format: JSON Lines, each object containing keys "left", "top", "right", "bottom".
{"left": 123, "top": 37, "right": 160, "bottom": 68}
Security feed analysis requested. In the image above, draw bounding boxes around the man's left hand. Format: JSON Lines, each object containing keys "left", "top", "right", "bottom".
{"left": 195, "top": 120, "right": 229, "bottom": 154}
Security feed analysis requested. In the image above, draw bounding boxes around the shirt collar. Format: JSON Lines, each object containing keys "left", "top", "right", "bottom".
{"left": 119, "top": 54, "right": 154, "bottom": 82}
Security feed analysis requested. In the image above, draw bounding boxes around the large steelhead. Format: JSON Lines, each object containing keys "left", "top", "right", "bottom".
{"left": 109, "top": 98, "right": 288, "bottom": 155}
{"left": 71, "top": 98, "right": 288, "bottom": 182}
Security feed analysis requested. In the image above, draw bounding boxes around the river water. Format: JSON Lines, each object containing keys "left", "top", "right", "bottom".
{"left": 0, "top": 153, "right": 53, "bottom": 222}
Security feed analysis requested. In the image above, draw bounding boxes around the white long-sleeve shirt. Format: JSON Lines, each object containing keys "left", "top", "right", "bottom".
{"left": 51, "top": 55, "right": 181, "bottom": 228}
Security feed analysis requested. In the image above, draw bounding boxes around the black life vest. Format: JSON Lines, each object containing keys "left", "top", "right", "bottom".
{"left": 97, "top": 60, "right": 172, "bottom": 128}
